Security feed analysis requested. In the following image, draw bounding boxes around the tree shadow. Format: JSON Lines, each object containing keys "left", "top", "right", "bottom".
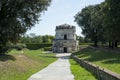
{"left": 0, "top": 54, "right": 16, "bottom": 61}
{"left": 74, "top": 46, "right": 120, "bottom": 64}
{"left": 102, "top": 59, "right": 120, "bottom": 64}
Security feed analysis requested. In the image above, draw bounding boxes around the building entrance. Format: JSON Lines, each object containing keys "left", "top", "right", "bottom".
{"left": 64, "top": 47, "right": 67, "bottom": 53}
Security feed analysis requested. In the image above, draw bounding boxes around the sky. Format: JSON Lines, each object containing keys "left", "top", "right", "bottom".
{"left": 26, "top": 0, "right": 105, "bottom": 36}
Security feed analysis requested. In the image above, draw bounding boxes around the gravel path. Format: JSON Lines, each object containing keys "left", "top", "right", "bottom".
{"left": 28, "top": 53, "right": 74, "bottom": 80}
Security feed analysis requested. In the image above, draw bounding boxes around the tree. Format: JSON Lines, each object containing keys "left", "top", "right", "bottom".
{"left": 74, "top": 5, "right": 104, "bottom": 46}
{"left": 0, "top": 0, "right": 51, "bottom": 53}
{"left": 103, "top": 0, "right": 120, "bottom": 48}
{"left": 42, "top": 35, "right": 49, "bottom": 43}
{"left": 77, "top": 36, "right": 84, "bottom": 43}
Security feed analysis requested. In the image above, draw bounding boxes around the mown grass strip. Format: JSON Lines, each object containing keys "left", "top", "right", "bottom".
{"left": 70, "top": 59, "right": 96, "bottom": 80}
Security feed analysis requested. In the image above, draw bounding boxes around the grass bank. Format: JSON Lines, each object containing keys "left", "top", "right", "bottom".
{"left": 0, "top": 49, "right": 57, "bottom": 80}
{"left": 75, "top": 47, "right": 120, "bottom": 74}
{"left": 70, "top": 59, "right": 96, "bottom": 80}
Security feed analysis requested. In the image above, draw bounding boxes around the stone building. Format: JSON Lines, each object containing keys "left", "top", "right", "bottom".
{"left": 52, "top": 24, "right": 79, "bottom": 53}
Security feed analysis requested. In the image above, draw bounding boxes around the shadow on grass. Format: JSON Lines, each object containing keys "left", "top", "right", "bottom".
{"left": 0, "top": 54, "right": 16, "bottom": 61}
{"left": 74, "top": 46, "right": 120, "bottom": 64}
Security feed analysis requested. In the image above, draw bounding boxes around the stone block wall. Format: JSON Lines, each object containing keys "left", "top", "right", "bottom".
{"left": 71, "top": 54, "right": 120, "bottom": 80}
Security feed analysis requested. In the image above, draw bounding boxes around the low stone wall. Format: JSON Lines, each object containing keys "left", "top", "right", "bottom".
{"left": 71, "top": 54, "right": 120, "bottom": 80}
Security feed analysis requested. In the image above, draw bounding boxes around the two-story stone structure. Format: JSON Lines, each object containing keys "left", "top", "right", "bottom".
{"left": 52, "top": 24, "right": 79, "bottom": 53}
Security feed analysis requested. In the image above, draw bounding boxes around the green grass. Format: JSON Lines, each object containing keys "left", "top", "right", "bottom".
{"left": 75, "top": 47, "right": 120, "bottom": 74}
{"left": 70, "top": 59, "right": 96, "bottom": 80}
{"left": 0, "top": 49, "right": 57, "bottom": 80}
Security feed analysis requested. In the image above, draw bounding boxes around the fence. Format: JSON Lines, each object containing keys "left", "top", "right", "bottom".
{"left": 71, "top": 54, "right": 120, "bottom": 80}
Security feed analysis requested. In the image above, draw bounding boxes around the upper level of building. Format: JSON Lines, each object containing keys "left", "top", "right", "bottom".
{"left": 56, "top": 24, "right": 75, "bottom": 30}
{"left": 55, "top": 24, "right": 77, "bottom": 40}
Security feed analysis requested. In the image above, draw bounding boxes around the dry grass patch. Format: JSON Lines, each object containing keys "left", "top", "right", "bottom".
{"left": 0, "top": 49, "right": 57, "bottom": 80}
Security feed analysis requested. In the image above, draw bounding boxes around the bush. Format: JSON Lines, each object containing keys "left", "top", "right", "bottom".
{"left": 16, "top": 43, "right": 26, "bottom": 50}
{"left": 10, "top": 43, "right": 26, "bottom": 50}
{"left": 40, "top": 48, "right": 44, "bottom": 51}
{"left": 26, "top": 43, "right": 52, "bottom": 50}
{"left": 79, "top": 43, "right": 93, "bottom": 45}
{"left": 44, "top": 47, "right": 52, "bottom": 51}
{"left": 0, "top": 46, "right": 10, "bottom": 54}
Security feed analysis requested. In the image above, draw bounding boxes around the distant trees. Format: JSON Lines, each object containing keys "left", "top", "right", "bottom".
{"left": 75, "top": 0, "right": 120, "bottom": 48}
{"left": 0, "top": 0, "right": 51, "bottom": 53}
{"left": 21, "top": 34, "right": 54, "bottom": 44}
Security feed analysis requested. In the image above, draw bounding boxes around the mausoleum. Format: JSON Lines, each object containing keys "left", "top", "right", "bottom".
{"left": 52, "top": 24, "right": 79, "bottom": 53}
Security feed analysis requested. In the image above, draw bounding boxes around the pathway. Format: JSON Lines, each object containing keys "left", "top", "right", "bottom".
{"left": 28, "top": 53, "right": 74, "bottom": 80}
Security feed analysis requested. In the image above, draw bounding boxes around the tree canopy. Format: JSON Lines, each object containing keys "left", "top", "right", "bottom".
{"left": 0, "top": 0, "right": 51, "bottom": 53}
{"left": 75, "top": 0, "right": 120, "bottom": 47}
{"left": 75, "top": 5, "right": 104, "bottom": 46}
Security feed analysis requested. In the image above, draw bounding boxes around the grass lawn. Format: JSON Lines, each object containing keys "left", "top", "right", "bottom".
{"left": 70, "top": 59, "right": 96, "bottom": 80}
{"left": 75, "top": 47, "right": 120, "bottom": 74}
{"left": 0, "top": 49, "right": 57, "bottom": 80}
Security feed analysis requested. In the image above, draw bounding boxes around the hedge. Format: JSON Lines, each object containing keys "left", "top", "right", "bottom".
{"left": 44, "top": 47, "right": 52, "bottom": 51}
{"left": 79, "top": 43, "right": 93, "bottom": 45}
{"left": 26, "top": 43, "right": 52, "bottom": 50}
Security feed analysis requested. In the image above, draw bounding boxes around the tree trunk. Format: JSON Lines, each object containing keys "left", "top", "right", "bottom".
{"left": 108, "top": 40, "right": 112, "bottom": 48}
{"left": 111, "top": 41, "right": 114, "bottom": 48}
{"left": 115, "top": 40, "right": 118, "bottom": 48}
{"left": 93, "top": 36, "right": 98, "bottom": 47}
{"left": 94, "top": 40, "right": 98, "bottom": 47}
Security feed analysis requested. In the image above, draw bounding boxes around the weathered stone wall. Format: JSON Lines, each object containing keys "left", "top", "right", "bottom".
{"left": 71, "top": 54, "right": 120, "bottom": 80}
{"left": 55, "top": 29, "right": 76, "bottom": 40}
{"left": 52, "top": 24, "right": 79, "bottom": 53}
{"left": 53, "top": 40, "right": 78, "bottom": 53}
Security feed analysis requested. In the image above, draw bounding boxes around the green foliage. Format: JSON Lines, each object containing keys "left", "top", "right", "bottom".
{"left": 12, "top": 43, "right": 26, "bottom": 50}
{"left": 70, "top": 59, "right": 96, "bottom": 80}
{"left": 0, "top": 0, "right": 51, "bottom": 53}
{"left": 21, "top": 34, "right": 54, "bottom": 44}
{"left": 75, "top": 1, "right": 120, "bottom": 47}
{"left": 79, "top": 43, "right": 93, "bottom": 45}
{"left": 75, "top": 5, "right": 105, "bottom": 46}
{"left": 104, "top": 0, "right": 120, "bottom": 41}
{"left": 26, "top": 43, "right": 52, "bottom": 50}
{"left": 44, "top": 47, "right": 52, "bottom": 51}
{"left": 78, "top": 36, "right": 91, "bottom": 43}
{"left": 101, "top": 0, "right": 120, "bottom": 48}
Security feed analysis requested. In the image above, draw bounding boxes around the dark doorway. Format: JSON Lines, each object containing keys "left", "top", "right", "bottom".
{"left": 64, "top": 47, "right": 67, "bottom": 53}
{"left": 64, "top": 35, "right": 67, "bottom": 40}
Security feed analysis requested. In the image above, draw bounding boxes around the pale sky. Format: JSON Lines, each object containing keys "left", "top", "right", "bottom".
{"left": 26, "top": 0, "right": 104, "bottom": 36}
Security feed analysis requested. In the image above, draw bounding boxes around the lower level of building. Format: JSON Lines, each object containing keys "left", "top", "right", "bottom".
{"left": 52, "top": 39, "right": 79, "bottom": 53}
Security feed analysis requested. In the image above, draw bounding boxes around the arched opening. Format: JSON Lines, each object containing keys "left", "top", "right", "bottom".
{"left": 64, "top": 34, "right": 67, "bottom": 40}
{"left": 63, "top": 47, "right": 67, "bottom": 53}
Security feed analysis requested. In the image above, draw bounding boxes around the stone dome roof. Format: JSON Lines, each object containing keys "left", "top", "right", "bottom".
{"left": 56, "top": 24, "right": 75, "bottom": 29}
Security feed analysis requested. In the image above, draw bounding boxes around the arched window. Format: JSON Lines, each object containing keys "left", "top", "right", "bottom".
{"left": 64, "top": 34, "right": 67, "bottom": 40}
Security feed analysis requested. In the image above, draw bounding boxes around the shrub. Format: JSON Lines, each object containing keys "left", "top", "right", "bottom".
{"left": 26, "top": 43, "right": 52, "bottom": 50}
{"left": 79, "top": 43, "right": 93, "bottom": 45}
{"left": 16, "top": 43, "right": 26, "bottom": 50}
{"left": 40, "top": 48, "right": 44, "bottom": 51}
{"left": 44, "top": 47, "right": 52, "bottom": 51}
